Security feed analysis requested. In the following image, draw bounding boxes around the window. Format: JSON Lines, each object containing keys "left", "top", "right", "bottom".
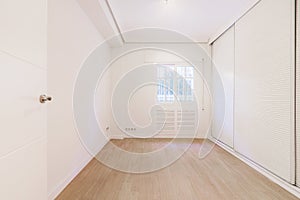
{"left": 157, "top": 64, "right": 194, "bottom": 102}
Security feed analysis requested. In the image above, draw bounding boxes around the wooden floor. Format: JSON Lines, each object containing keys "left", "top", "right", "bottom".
{"left": 57, "top": 139, "right": 299, "bottom": 200}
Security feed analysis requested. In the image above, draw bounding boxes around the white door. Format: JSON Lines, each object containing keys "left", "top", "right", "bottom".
{"left": 0, "top": 0, "right": 47, "bottom": 199}
{"left": 234, "top": 0, "right": 295, "bottom": 183}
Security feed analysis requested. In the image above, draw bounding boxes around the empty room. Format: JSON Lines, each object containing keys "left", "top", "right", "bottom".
{"left": 1, "top": 0, "right": 300, "bottom": 199}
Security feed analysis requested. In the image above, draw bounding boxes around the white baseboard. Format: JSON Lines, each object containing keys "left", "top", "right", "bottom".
{"left": 154, "top": 135, "right": 205, "bottom": 139}
{"left": 47, "top": 155, "right": 93, "bottom": 200}
{"left": 212, "top": 139, "right": 300, "bottom": 199}
{"left": 109, "top": 134, "right": 206, "bottom": 139}
{"left": 109, "top": 135, "right": 124, "bottom": 139}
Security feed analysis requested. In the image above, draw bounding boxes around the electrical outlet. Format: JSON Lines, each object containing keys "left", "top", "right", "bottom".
{"left": 125, "top": 127, "right": 136, "bottom": 131}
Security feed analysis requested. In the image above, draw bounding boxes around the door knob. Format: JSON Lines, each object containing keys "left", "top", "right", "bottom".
{"left": 40, "top": 94, "right": 52, "bottom": 103}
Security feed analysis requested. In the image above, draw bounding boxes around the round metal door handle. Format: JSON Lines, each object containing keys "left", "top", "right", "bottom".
{"left": 40, "top": 94, "right": 52, "bottom": 103}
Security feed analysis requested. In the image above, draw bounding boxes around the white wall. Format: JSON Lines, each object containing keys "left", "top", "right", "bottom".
{"left": 47, "top": 0, "right": 110, "bottom": 199}
{"left": 100, "top": 47, "right": 212, "bottom": 139}
{"left": 95, "top": 66, "right": 112, "bottom": 140}
{"left": 0, "top": 0, "right": 47, "bottom": 199}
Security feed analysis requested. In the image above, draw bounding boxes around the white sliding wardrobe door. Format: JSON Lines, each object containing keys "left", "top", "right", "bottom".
{"left": 235, "top": 0, "right": 295, "bottom": 182}
{"left": 212, "top": 26, "right": 235, "bottom": 148}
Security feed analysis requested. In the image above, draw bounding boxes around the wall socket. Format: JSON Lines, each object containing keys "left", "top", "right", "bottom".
{"left": 125, "top": 127, "right": 136, "bottom": 131}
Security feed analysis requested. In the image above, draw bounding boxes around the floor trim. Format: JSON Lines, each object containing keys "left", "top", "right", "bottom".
{"left": 109, "top": 135, "right": 206, "bottom": 139}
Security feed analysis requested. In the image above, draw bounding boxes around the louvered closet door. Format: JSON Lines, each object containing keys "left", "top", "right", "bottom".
{"left": 235, "top": 0, "right": 295, "bottom": 183}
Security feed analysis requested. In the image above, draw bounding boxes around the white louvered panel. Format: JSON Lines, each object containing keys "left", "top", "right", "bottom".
{"left": 235, "top": 0, "right": 294, "bottom": 183}
{"left": 156, "top": 109, "right": 196, "bottom": 134}
{"left": 177, "top": 110, "right": 195, "bottom": 132}
{"left": 296, "top": 0, "right": 300, "bottom": 187}
{"left": 156, "top": 110, "right": 176, "bottom": 132}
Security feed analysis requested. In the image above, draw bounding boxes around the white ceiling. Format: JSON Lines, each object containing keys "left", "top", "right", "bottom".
{"left": 107, "top": 0, "right": 259, "bottom": 42}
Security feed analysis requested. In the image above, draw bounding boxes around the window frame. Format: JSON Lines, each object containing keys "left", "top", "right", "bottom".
{"left": 156, "top": 63, "right": 194, "bottom": 103}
